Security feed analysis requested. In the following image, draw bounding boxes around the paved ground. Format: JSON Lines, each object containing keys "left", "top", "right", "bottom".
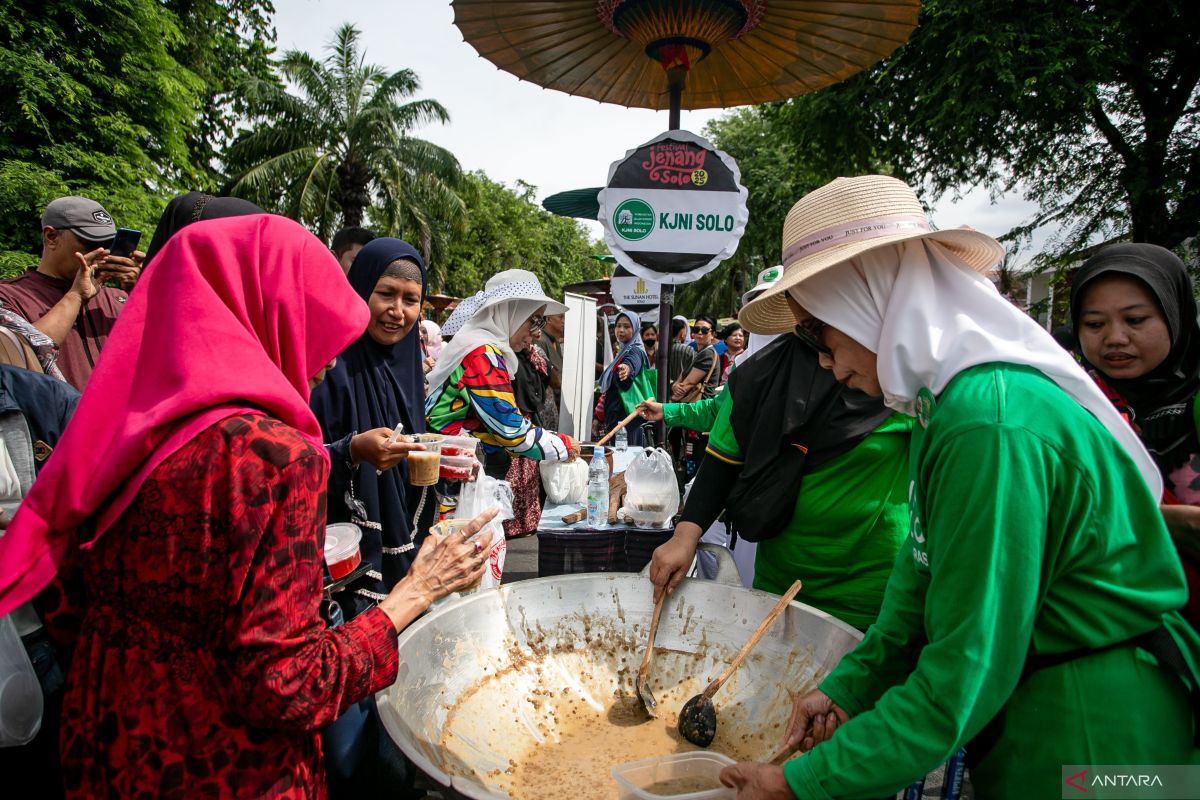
{"left": 501, "top": 534, "right": 539, "bottom": 583}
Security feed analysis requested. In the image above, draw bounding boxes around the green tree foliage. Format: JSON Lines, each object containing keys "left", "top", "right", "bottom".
{"left": 436, "top": 172, "right": 606, "bottom": 299}
{"left": 679, "top": 105, "right": 892, "bottom": 318}
{"left": 166, "top": 0, "right": 278, "bottom": 188}
{"left": 0, "top": 0, "right": 198, "bottom": 270}
{"left": 0, "top": 0, "right": 277, "bottom": 277}
{"left": 672, "top": 108, "right": 838, "bottom": 316}
{"left": 768, "top": 0, "right": 1200, "bottom": 261}
{"left": 223, "top": 23, "right": 463, "bottom": 250}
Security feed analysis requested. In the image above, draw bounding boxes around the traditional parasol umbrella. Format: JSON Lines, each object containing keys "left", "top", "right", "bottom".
{"left": 454, "top": 0, "right": 920, "bottom": 433}
{"left": 452, "top": 0, "right": 918, "bottom": 124}
{"left": 542, "top": 186, "right": 603, "bottom": 220}
{"left": 423, "top": 294, "right": 461, "bottom": 313}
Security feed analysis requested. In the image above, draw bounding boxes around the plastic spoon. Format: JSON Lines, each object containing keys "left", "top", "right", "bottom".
{"left": 678, "top": 580, "right": 802, "bottom": 747}
{"left": 376, "top": 422, "right": 405, "bottom": 475}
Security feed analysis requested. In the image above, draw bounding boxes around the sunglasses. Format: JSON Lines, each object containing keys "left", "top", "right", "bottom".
{"left": 693, "top": 326, "right": 713, "bottom": 335}
{"left": 528, "top": 315, "right": 547, "bottom": 333}
{"left": 795, "top": 318, "right": 831, "bottom": 355}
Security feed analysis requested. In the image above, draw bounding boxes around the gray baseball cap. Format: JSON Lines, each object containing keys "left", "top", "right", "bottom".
{"left": 41, "top": 196, "right": 116, "bottom": 244}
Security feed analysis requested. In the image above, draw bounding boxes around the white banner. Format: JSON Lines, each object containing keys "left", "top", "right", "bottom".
{"left": 558, "top": 292, "right": 597, "bottom": 442}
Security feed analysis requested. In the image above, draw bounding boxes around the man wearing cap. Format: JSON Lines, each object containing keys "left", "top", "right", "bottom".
{"left": 0, "top": 197, "right": 143, "bottom": 390}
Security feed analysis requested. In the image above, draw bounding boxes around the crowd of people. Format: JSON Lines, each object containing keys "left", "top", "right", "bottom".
{"left": 0, "top": 170, "right": 1196, "bottom": 800}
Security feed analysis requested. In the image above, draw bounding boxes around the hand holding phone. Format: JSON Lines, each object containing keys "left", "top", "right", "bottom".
{"left": 107, "top": 228, "right": 142, "bottom": 259}
{"left": 96, "top": 228, "right": 143, "bottom": 289}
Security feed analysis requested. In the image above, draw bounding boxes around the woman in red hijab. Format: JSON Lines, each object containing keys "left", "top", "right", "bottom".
{"left": 0, "top": 214, "right": 493, "bottom": 799}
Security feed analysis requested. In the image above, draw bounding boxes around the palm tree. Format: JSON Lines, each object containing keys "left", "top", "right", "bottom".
{"left": 223, "top": 23, "right": 464, "bottom": 253}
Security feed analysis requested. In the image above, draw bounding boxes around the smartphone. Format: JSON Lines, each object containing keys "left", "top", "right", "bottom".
{"left": 107, "top": 228, "right": 142, "bottom": 259}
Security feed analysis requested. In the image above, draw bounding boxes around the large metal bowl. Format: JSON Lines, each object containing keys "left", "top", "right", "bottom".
{"left": 377, "top": 546, "right": 863, "bottom": 799}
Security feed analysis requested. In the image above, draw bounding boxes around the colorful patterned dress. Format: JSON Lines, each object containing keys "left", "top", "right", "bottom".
{"left": 51, "top": 415, "right": 399, "bottom": 799}
{"left": 425, "top": 344, "right": 570, "bottom": 463}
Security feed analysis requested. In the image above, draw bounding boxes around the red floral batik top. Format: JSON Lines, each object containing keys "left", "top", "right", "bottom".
{"left": 51, "top": 415, "right": 399, "bottom": 799}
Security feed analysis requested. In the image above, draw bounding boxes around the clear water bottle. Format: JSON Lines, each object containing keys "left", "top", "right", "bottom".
{"left": 587, "top": 446, "right": 609, "bottom": 528}
{"left": 614, "top": 425, "right": 628, "bottom": 452}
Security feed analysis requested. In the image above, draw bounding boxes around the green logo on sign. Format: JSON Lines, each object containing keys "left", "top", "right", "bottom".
{"left": 613, "top": 199, "right": 655, "bottom": 241}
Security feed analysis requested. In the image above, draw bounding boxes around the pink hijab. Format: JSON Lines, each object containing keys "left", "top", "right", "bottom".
{"left": 0, "top": 214, "right": 369, "bottom": 616}
{"left": 421, "top": 319, "right": 443, "bottom": 359}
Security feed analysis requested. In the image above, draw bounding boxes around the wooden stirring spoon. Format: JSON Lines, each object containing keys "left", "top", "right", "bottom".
{"left": 636, "top": 589, "right": 668, "bottom": 717}
{"left": 678, "top": 579, "right": 803, "bottom": 747}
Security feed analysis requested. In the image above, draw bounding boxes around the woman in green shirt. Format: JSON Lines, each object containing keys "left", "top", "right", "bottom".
{"left": 646, "top": 320, "right": 908, "bottom": 630}
{"left": 725, "top": 175, "right": 1199, "bottom": 799}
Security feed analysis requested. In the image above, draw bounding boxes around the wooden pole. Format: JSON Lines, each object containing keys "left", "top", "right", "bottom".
{"left": 655, "top": 65, "right": 687, "bottom": 444}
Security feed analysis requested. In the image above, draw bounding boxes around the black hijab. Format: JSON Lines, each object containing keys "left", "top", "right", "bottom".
{"left": 310, "top": 238, "right": 432, "bottom": 610}
{"left": 719, "top": 331, "right": 893, "bottom": 540}
{"left": 727, "top": 332, "right": 893, "bottom": 480}
{"left": 1070, "top": 242, "right": 1200, "bottom": 473}
{"left": 144, "top": 192, "right": 263, "bottom": 265}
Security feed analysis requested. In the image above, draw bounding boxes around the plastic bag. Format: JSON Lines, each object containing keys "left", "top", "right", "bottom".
{"left": 539, "top": 459, "right": 589, "bottom": 505}
{"left": 0, "top": 611, "right": 42, "bottom": 747}
{"left": 623, "top": 447, "right": 679, "bottom": 528}
{"left": 456, "top": 474, "right": 515, "bottom": 591}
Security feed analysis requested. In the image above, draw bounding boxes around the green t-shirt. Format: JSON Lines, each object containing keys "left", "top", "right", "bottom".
{"left": 785, "top": 363, "right": 1200, "bottom": 799}
{"left": 704, "top": 385, "right": 912, "bottom": 630}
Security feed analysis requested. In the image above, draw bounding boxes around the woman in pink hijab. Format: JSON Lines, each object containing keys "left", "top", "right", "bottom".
{"left": 0, "top": 215, "right": 493, "bottom": 799}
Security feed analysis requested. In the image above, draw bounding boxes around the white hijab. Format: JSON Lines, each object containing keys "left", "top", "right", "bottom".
{"left": 793, "top": 238, "right": 1162, "bottom": 496}
{"left": 426, "top": 297, "right": 545, "bottom": 391}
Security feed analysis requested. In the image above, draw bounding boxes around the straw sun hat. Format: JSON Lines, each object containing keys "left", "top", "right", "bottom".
{"left": 739, "top": 175, "right": 1004, "bottom": 333}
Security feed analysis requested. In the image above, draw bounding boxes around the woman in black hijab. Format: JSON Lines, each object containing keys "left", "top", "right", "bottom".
{"left": 1071, "top": 242, "right": 1200, "bottom": 624}
{"left": 310, "top": 238, "right": 433, "bottom": 618}
{"left": 143, "top": 192, "right": 263, "bottom": 265}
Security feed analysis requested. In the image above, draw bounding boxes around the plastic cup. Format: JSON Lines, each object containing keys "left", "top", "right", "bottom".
{"left": 0, "top": 613, "right": 43, "bottom": 747}
{"left": 324, "top": 523, "right": 363, "bottom": 580}
{"left": 0, "top": 672, "right": 42, "bottom": 746}
{"left": 439, "top": 454, "right": 476, "bottom": 481}
{"left": 438, "top": 433, "right": 479, "bottom": 459}
{"left": 430, "top": 518, "right": 474, "bottom": 540}
{"left": 407, "top": 434, "right": 443, "bottom": 486}
{"left": 431, "top": 518, "right": 486, "bottom": 593}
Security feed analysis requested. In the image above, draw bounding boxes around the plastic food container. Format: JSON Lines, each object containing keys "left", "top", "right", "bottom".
{"left": 324, "top": 523, "right": 363, "bottom": 580}
{"left": 438, "top": 433, "right": 479, "bottom": 459}
{"left": 439, "top": 454, "right": 476, "bottom": 481}
{"left": 611, "top": 752, "right": 736, "bottom": 800}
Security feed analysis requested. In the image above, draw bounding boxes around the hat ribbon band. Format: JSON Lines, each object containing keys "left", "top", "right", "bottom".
{"left": 783, "top": 214, "right": 930, "bottom": 267}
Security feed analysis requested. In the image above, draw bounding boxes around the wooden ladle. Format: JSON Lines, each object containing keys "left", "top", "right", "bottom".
{"left": 636, "top": 589, "right": 667, "bottom": 717}
{"left": 595, "top": 408, "right": 642, "bottom": 447}
{"left": 678, "top": 580, "right": 803, "bottom": 747}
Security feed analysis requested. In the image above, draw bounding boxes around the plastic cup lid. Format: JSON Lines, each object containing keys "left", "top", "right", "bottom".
{"left": 0, "top": 671, "right": 43, "bottom": 742}
{"left": 324, "top": 523, "right": 362, "bottom": 561}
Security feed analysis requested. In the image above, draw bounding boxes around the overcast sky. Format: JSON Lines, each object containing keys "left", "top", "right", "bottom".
{"left": 272, "top": 0, "right": 1047, "bottom": 262}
